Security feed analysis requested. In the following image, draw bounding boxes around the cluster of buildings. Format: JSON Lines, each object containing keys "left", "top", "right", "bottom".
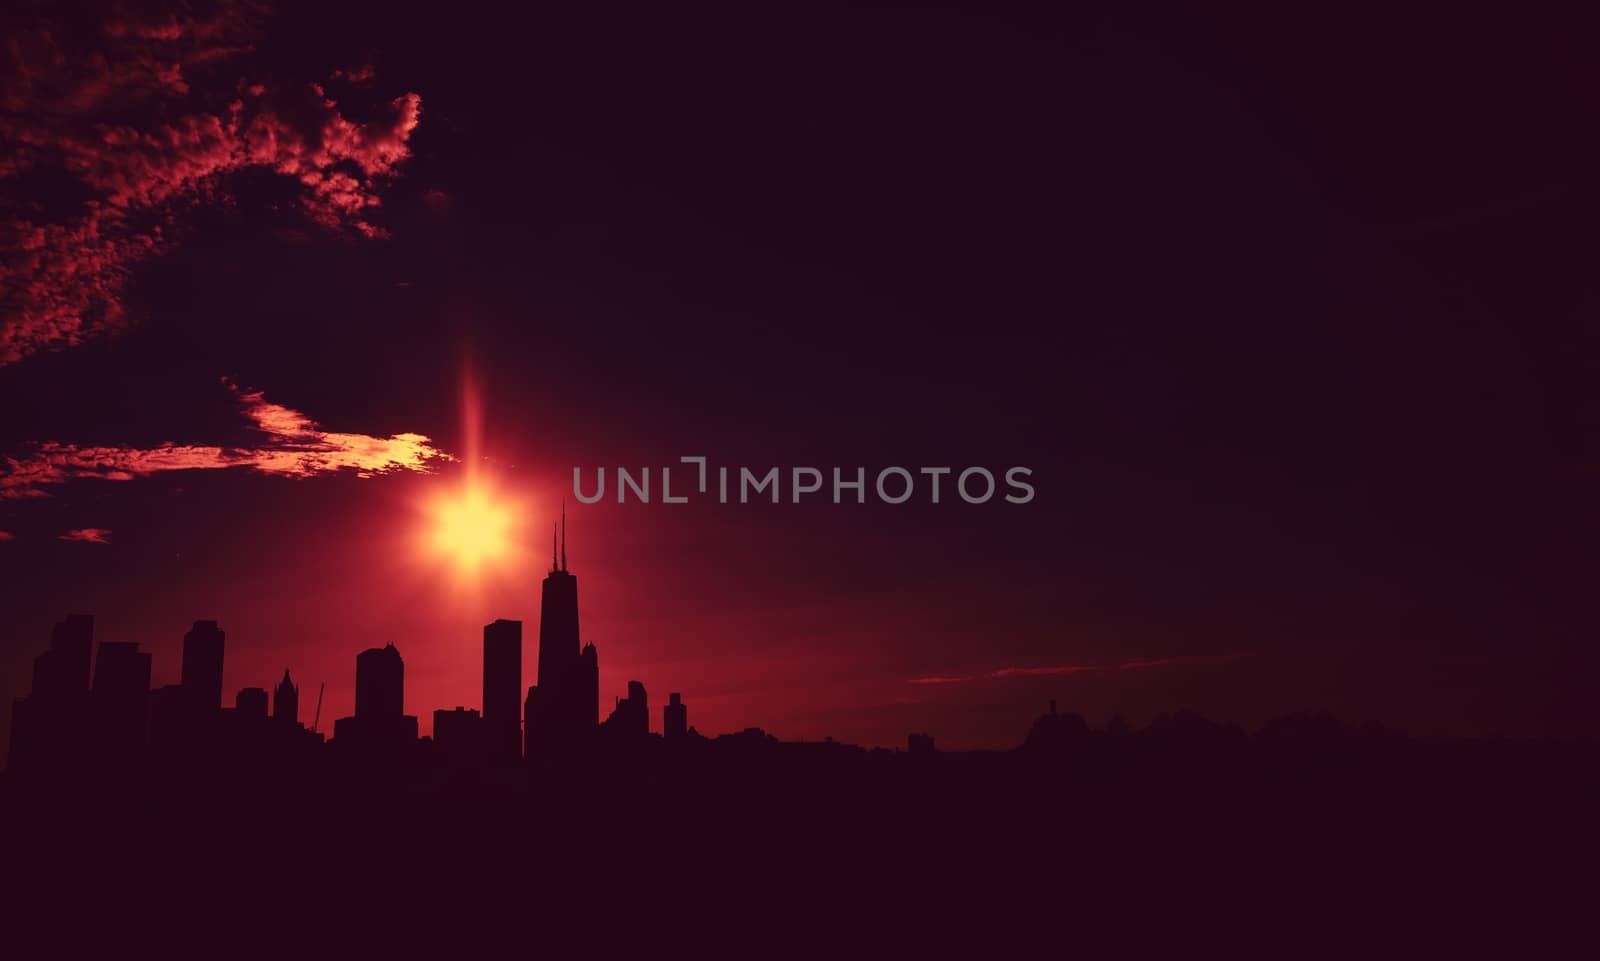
{"left": 7, "top": 614, "right": 323, "bottom": 772}
{"left": 6, "top": 517, "right": 694, "bottom": 773}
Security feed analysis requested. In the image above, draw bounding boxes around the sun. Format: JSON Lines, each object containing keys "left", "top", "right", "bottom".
{"left": 425, "top": 481, "right": 517, "bottom": 575}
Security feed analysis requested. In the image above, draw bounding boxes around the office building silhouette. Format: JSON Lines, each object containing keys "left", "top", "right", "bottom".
{"left": 356, "top": 644, "right": 404, "bottom": 719}
{"left": 181, "top": 620, "right": 225, "bottom": 712}
{"left": 482, "top": 619, "right": 522, "bottom": 761}
{"left": 526, "top": 508, "right": 600, "bottom": 754}
{"left": 334, "top": 644, "right": 418, "bottom": 751}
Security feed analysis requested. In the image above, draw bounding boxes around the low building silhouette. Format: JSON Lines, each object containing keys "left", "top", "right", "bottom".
{"left": 235, "top": 687, "right": 268, "bottom": 719}
{"left": 664, "top": 692, "right": 687, "bottom": 740}
{"left": 434, "top": 706, "right": 485, "bottom": 762}
{"left": 603, "top": 680, "right": 649, "bottom": 738}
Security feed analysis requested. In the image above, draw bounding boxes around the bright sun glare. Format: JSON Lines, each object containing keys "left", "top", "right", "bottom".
{"left": 427, "top": 482, "right": 516, "bottom": 574}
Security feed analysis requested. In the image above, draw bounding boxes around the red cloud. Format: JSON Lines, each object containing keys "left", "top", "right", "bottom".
{"left": 909, "top": 652, "right": 1253, "bottom": 685}
{"left": 0, "top": 2, "right": 423, "bottom": 364}
{"left": 1, "top": 380, "right": 454, "bottom": 498}
{"left": 59, "top": 528, "right": 113, "bottom": 544}
{"left": 0, "top": 530, "right": 14, "bottom": 541}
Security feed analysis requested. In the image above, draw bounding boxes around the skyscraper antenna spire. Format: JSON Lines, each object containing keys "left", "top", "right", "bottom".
{"left": 561, "top": 498, "right": 567, "bottom": 572}
{"left": 552, "top": 522, "right": 558, "bottom": 572}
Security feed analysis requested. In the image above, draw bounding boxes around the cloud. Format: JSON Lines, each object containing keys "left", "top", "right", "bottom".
{"left": 909, "top": 652, "right": 1253, "bottom": 685}
{"left": 330, "top": 64, "right": 378, "bottom": 85}
{"left": 59, "top": 528, "right": 112, "bottom": 544}
{"left": 0, "top": 530, "right": 13, "bottom": 540}
{"left": 0, "top": 2, "right": 423, "bottom": 364}
{"left": 1, "top": 379, "right": 453, "bottom": 498}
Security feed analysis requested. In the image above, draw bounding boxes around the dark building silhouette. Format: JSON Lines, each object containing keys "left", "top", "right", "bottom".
{"left": 181, "top": 620, "right": 225, "bottom": 712}
{"left": 580, "top": 642, "right": 598, "bottom": 727}
{"left": 334, "top": 644, "right": 418, "bottom": 751}
{"left": 273, "top": 670, "right": 298, "bottom": 726}
{"left": 521, "top": 684, "right": 538, "bottom": 760}
{"left": 94, "top": 643, "right": 152, "bottom": 697}
{"left": 355, "top": 644, "right": 404, "bottom": 720}
{"left": 148, "top": 683, "right": 188, "bottom": 751}
{"left": 433, "top": 706, "right": 485, "bottom": 761}
{"left": 1021, "top": 699, "right": 1092, "bottom": 752}
{"left": 908, "top": 732, "right": 935, "bottom": 754}
{"left": 236, "top": 687, "right": 268, "bottom": 719}
{"left": 603, "top": 680, "right": 649, "bottom": 738}
{"left": 482, "top": 619, "right": 522, "bottom": 761}
{"left": 664, "top": 692, "right": 687, "bottom": 740}
{"left": 7, "top": 614, "right": 96, "bottom": 772}
{"left": 434, "top": 706, "right": 481, "bottom": 740}
{"left": 526, "top": 508, "right": 600, "bottom": 754}
{"left": 91, "top": 641, "right": 152, "bottom": 762}
{"left": 33, "top": 614, "right": 94, "bottom": 700}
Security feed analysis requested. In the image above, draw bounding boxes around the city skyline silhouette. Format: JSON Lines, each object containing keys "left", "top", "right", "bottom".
{"left": 5, "top": 516, "right": 1597, "bottom": 950}
{"left": 8, "top": 509, "right": 1593, "bottom": 779}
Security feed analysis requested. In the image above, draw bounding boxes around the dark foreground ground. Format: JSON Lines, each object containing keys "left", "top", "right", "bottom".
{"left": 4, "top": 727, "right": 1597, "bottom": 951}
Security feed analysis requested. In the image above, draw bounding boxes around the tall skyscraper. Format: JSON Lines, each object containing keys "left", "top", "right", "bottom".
{"left": 535, "top": 509, "right": 580, "bottom": 688}
{"left": 526, "top": 507, "right": 600, "bottom": 754}
{"left": 273, "top": 669, "right": 298, "bottom": 726}
{"left": 181, "top": 620, "right": 225, "bottom": 711}
{"left": 482, "top": 619, "right": 522, "bottom": 761}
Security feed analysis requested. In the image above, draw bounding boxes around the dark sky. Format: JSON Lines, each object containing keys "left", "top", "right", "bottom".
{"left": 3, "top": 2, "right": 1597, "bottom": 753}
